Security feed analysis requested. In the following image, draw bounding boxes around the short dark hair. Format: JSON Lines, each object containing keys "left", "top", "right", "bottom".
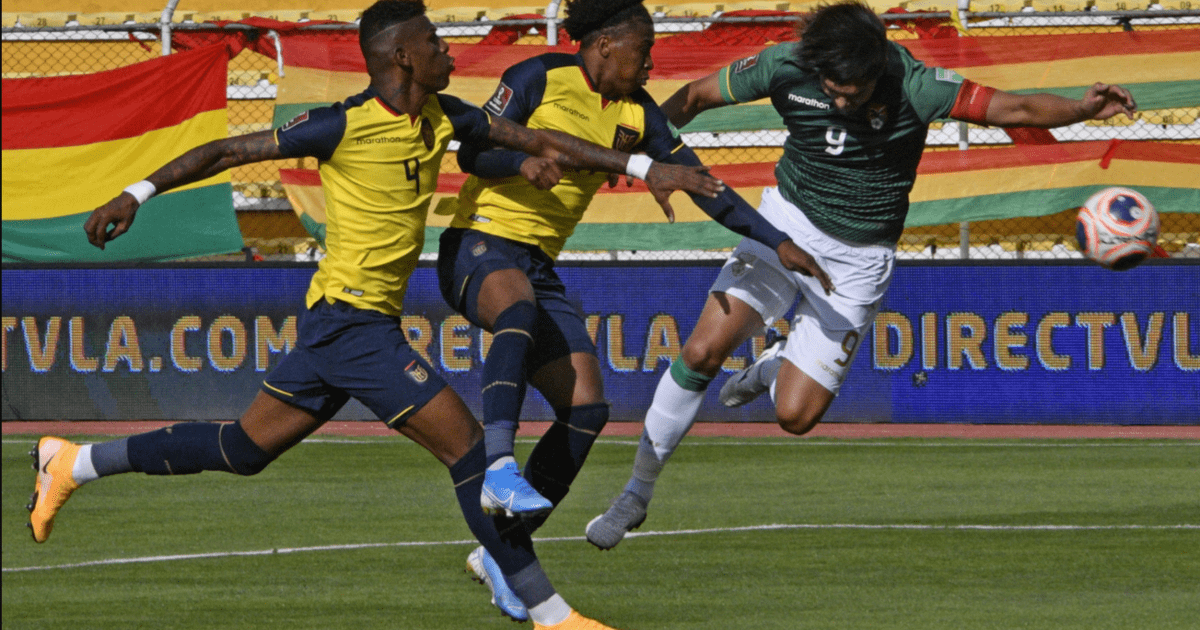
{"left": 562, "top": 0, "right": 653, "bottom": 45}
{"left": 795, "top": 2, "right": 888, "bottom": 86}
{"left": 359, "top": 0, "right": 427, "bottom": 59}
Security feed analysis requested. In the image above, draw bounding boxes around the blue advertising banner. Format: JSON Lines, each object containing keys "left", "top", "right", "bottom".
{"left": 2, "top": 262, "right": 1197, "bottom": 424}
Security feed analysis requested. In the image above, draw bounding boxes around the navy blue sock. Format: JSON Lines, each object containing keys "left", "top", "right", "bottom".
{"left": 449, "top": 440, "right": 555, "bottom": 604}
{"left": 126, "top": 421, "right": 274, "bottom": 476}
{"left": 521, "top": 402, "right": 610, "bottom": 532}
{"left": 481, "top": 301, "right": 537, "bottom": 466}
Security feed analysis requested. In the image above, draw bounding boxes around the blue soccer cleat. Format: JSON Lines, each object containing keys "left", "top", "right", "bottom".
{"left": 466, "top": 545, "right": 529, "bottom": 622}
{"left": 481, "top": 461, "right": 553, "bottom": 517}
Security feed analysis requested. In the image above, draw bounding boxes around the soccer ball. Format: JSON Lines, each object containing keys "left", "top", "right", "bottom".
{"left": 1075, "top": 187, "right": 1159, "bottom": 271}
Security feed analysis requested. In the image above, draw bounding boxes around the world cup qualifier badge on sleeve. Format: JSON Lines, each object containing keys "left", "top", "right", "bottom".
{"left": 485, "top": 83, "right": 514, "bottom": 116}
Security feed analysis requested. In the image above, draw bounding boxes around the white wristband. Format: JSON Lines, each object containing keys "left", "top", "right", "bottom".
{"left": 625, "top": 154, "right": 653, "bottom": 180}
{"left": 123, "top": 180, "right": 157, "bottom": 205}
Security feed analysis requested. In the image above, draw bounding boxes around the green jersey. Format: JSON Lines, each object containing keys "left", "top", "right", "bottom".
{"left": 719, "top": 41, "right": 966, "bottom": 245}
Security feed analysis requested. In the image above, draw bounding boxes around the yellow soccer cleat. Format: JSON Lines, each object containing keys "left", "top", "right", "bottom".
{"left": 27, "top": 436, "right": 82, "bottom": 543}
{"left": 534, "top": 610, "right": 622, "bottom": 630}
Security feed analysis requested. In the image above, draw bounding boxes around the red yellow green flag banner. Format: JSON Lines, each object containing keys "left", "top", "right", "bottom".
{"left": 272, "top": 30, "right": 1198, "bottom": 252}
{"left": 2, "top": 44, "right": 244, "bottom": 262}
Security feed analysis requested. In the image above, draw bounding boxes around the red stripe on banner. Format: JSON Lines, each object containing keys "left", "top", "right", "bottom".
{"left": 1, "top": 44, "right": 230, "bottom": 150}
{"left": 916, "top": 141, "right": 1200, "bottom": 175}
{"left": 899, "top": 30, "right": 1199, "bottom": 69}
{"left": 279, "top": 168, "right": 322, "bottom": 187}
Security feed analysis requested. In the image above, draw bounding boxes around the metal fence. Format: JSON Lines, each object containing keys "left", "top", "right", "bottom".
{"left": 3, "top": 2, "right": 1197, "bottom": 261}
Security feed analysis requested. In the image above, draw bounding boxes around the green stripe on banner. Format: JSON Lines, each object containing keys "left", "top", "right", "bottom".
{"left": 273, "top": 103, "right": 332, "bottom": 128}
{"left": 1009, "top": 81, "right": 1200, "bottom": 112}
{"left": 681, "top": 105, "right": 783, "bottom": 133}
{"left": 680, "top": 81, "right": 1200, "bottom": 134}
{"left": 2, "top": 184, "right": 243, "bottom": 263}
{"left": 423, "top": 222, "right": 742, "bottom": 254}
{"left": 906, "top": 185, "right": 1200, "bottom": 228}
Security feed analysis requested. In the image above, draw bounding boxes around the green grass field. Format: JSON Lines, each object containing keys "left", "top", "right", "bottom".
{"left": 4, "top": 432, "right": 1198, "bottom": 630}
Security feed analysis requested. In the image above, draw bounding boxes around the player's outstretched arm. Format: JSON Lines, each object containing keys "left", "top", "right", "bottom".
{"left": 660, "top": 73, "right": 726, "bottom": 129}
{"left": 976, "top": 82, "right": 1137, "bottom": 129}
{"left": 84, "top": 131, "right": 283, "bottom": 249}
{"left": 486, "top": 116, "right": 726, "bottom": 201}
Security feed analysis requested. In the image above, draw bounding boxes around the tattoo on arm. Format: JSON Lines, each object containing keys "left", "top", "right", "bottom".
{"left": 146, "top": 131, "right": 283, "bottom": 194}
{"left": 488, "top": 117, "right": 626, "bottom": 174}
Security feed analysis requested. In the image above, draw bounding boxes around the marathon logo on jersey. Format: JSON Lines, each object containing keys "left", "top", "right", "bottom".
{"left": 280, "top": 111, "right": 309, "bottom": 132}
{"left": 611, "top": 124, "right": 640, "bottom": 153}
{"left": 866, "top": 103, "right": 888, "bottom": 130}
{"left": 732, "top": 54, "right": 759, "bottom": 74}
{"left": 787, "top": 93, "right": 831, "bottom": 110}
{"left": 404, "top": 360, "right": 429, "bottom": 384}
{"left": 485, "top": 82, "right": 515, "bottom": 116}
{"left": 471, "top": 240, "right": 488, "bottom": 256}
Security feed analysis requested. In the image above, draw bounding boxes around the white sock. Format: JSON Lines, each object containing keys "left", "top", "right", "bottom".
{"left": 624, "top": 369, "right": 704, "bottom": 502}
{"left": 72, "top": 444, "right": 98, "bottom": 485}
{"left": 528, "top": 594, "right": 571, "bottom": 626}
{"left": 487, "top": 455, "right": 516, "bottom": 472}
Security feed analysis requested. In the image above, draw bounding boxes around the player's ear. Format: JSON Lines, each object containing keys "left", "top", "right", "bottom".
{"left": 595, "top": 33, "right": 612, "bottom": 58}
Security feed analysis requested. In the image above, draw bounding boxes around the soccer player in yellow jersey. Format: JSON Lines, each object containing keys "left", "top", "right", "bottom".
{"left": 437, "top": 0, "right": 833, "bottom": 606}
{"left": 32, "top": 2, "right": 721, "bottom": 628}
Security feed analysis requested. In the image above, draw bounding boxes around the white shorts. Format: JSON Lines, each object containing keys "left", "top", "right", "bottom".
{"left": 710, "top": 187, "right": 896, "bottom": 394}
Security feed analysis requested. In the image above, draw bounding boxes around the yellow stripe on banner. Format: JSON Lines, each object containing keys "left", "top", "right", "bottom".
{"left": 283, "top": 180, "right": 328, "bottom": 224}
{"left": 2, "top": 109, "right": 229, "bottom": 221}
{"left": 910, "top": 159, "right": 1199, "bottom": 203}
{"left": 955, "top": 52, "right": 1200, "bottom": 91}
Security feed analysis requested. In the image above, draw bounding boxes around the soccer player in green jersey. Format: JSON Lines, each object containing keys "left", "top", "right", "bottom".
{"left": 32, "top": 2, "right": 720, "bottom": 628}
{"left": 586, "top": 0, "right": 1137, "bottom": 549}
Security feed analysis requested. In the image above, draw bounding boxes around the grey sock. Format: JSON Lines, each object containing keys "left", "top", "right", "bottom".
{"left": 91, "top": 438, "right": 133, "bottom": 477}
{"left": 507, "top": 560, "right": 557, "bottom": 608}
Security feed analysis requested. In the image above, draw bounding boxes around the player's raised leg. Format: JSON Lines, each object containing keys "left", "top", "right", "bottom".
{"left": 27, "top": 392, "right": 320, "bottom": 543}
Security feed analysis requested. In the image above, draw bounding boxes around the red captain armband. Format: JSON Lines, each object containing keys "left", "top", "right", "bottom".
{"left": 949, "top": 80, "right": 996, "bottom": 124}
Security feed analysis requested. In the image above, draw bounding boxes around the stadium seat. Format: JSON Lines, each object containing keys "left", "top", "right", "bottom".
{"left": 655, "top": 3, "right": 727, "bottom": 16}
{"left": 250, "top": 10, "right": 315, "bottom": 22}
{"left": 893, "top": 0, "right": 960, "bottom": 10}
{"left": 1084, "top": 113, "right": 1137, "bottom": 126}
{"left": 427, "top": 7, "right": 490, "bottom": 22}
{"left": 198, "top": 10, "right": 254, "bottom": 23}
{"left": 308, "top": 10, "right": 362, "bottom": 23}
{"left": 722, "top": 1, "right": 802, "bottom": 11}
{"left": 1028, "top": 0, "right": 1090, "bottom": 11}
{"left": 1149, "top": 109, "right": 1198, "bottom": 125}
{"left": 967, "top": 0, "right": 1028, "bottom": 11}
{"left": 16, "top": 13, "right": 77, "bottom": 27}
{"left": 1153, "top": 0, "right": 1198, "bottom": 8}
{"left": 1090, "top": 0, "right": 1147, "bottom": 9}
{"left": 2, "top": 13, "right": 20, "bottom": 27}
{"left": 490, "top": 5, "right": 548, "bottom": 17}
{"left": 74, "top": 13, "right": 139, "bottom": 26}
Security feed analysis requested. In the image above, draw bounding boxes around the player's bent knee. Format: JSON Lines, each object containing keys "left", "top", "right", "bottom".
{"left": 222, "top": 421, "right": 277, "bottom": 475}
{"left": 680, "top": 341, "right": 727, "bottom": 376}
{"left": 776, "top": 410, "right": 823, "bottom": 436}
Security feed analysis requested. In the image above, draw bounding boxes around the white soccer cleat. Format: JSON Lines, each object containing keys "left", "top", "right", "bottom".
{"left": 719, "top": 335, "right": 787, "bottom": 408}
{"left": 466, "top": 545, "right": 529, "bottom": 621}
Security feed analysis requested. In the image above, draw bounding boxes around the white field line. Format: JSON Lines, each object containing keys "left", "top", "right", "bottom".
{"left": 5, "top": 522, "right": 1198, "bottom": 574}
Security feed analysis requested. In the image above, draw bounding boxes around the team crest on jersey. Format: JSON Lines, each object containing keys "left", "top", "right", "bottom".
{"left": 404, "top": 361, "right": 429, "bottom": 384}
{"left": 485, "top": 82, "right": 515, "bottom": 116}
{"left": 866, "top": 103, "right": 888, "bottom": 130}
{"left": 420, "top": 117, "right": 435, "bottom": 150}
{"left": 732, "top": 54, "right": 759, "bottom": 74}
{"left": 612, "top": 124, "right": 640, "bottom": 153}
{"left": 471, "top": 241, "right": 488, "bottom": 256}
{"left": 280, "top": 111, "right": 309, "bottom": 132}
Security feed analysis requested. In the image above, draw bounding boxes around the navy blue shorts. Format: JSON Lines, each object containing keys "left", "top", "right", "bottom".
{"left": 437, "top": 228, "right": 596, "bottom": 373}
{"left": 261, "top": 298, "right": 448, "bottom": 426}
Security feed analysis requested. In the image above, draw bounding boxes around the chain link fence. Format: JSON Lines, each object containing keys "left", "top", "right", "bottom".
{"left": 4, "top": 3, "right": 1197, "bottom": 261}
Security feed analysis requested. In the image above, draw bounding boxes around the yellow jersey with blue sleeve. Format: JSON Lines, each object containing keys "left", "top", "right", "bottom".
{"left": 453, "top": 53, "right": 684, "bottom": 259}
{"left": 275, "top": 88, "right": 490, "bottom": 316}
